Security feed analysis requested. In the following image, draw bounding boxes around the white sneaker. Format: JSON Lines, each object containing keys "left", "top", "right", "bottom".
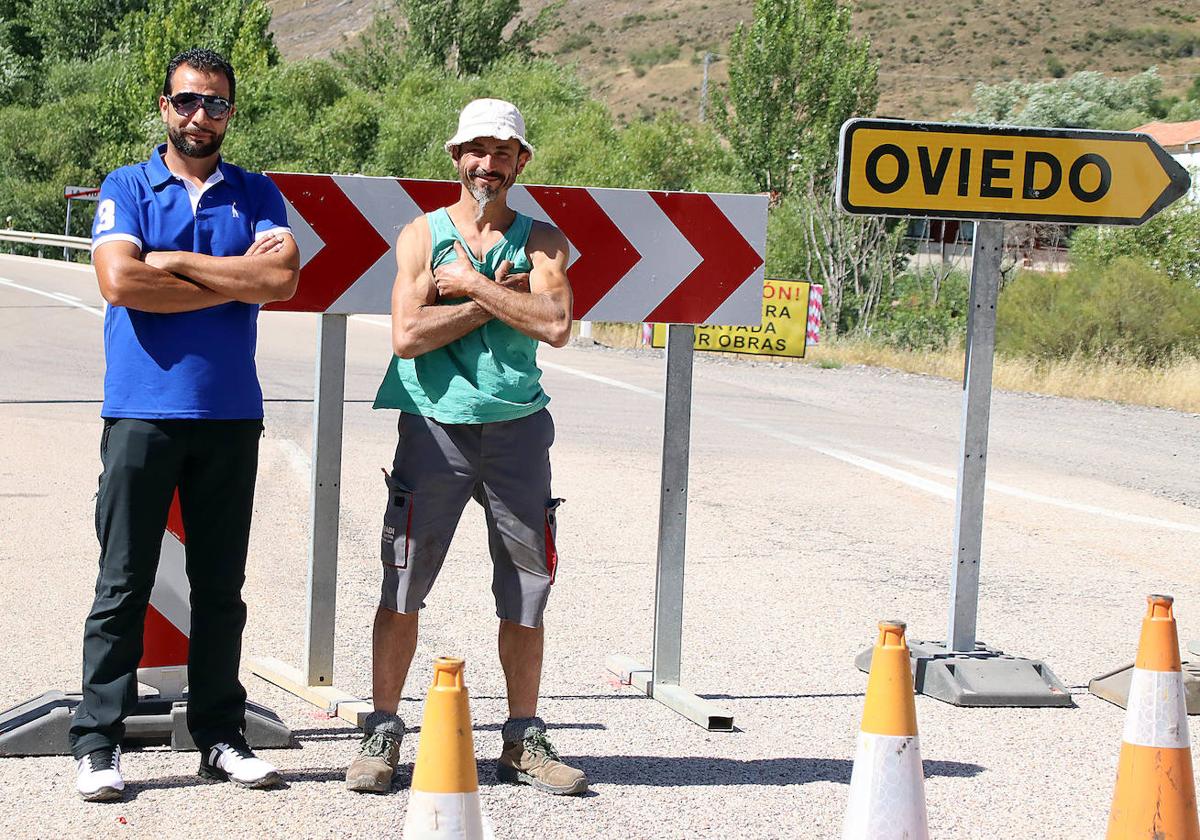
{"left": 76, "top": 745, "right": 124, "bottom": 801}
{"left": 199, "top": 738, "right": 282, "bottom": 789}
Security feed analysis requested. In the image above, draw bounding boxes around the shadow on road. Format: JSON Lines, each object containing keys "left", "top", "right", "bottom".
{"left": 473, "top": 755, "right": 984, "bottom": 787}
{"left": 120, "top": 755, "right": 984, "bottom": 797}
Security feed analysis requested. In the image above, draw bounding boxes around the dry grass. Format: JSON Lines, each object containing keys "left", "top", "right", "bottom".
{"left": 806, "top": 340, "right": 1200, "bottom": 413}
{"left": 579, "top": 323, "right": 1200, "bottom": 413}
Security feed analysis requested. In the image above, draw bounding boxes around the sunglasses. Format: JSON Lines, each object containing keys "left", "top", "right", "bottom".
{"left": 166, "top": 91, "right": 233, "bottom": 120}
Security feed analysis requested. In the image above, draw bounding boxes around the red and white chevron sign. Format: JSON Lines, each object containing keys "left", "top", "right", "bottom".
{"left": 264, "top": 174, "right": 768, "bottom": 325}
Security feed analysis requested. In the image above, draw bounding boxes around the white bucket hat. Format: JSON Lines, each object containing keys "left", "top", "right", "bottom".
{"left": 444, "top": 98, "right": 534, "bottom": 158}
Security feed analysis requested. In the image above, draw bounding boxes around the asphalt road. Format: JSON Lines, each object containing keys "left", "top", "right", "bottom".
{"left": 1, "top": 253, "right": 1198, "bottom": 838}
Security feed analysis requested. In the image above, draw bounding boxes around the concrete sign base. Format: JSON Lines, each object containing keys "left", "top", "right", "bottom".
{"left": 1089, "top": 660, "right": 1200, "bottom": 714}
{"left": 0, "top": 691, "right": 293, "bottom": 756}
{"left": 855, "top": 640, "right": 1073, "bottom": 708}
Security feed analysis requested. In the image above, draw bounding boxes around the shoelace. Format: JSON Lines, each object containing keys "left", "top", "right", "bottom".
{"left": 524, "top": 730, "right": 560, "bottom": 762}
{"left": 360, "top": 731, "right": 398, "bottom": 759}
{"left": 213, "top": 740, "right": 254, "bottom": 762}
{"left": 86, "top": 748, "right": 118, "bottom": 772}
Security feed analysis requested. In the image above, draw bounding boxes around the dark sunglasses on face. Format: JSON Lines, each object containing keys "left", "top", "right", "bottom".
{"left": 166, "top": 91, "right": 232, "bottom": 120}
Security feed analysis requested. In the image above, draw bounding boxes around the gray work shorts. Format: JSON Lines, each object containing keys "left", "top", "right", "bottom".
{"left": 379, "top": 409, "right": 562, "bottom": 628}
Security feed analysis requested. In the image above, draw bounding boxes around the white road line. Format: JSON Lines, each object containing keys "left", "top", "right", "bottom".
{"left": 540, "top": 359, "right": 664, "bottom": 399}
{"left": 539, "top": 358, "right": 1199, "bottom": 533}
{"left": 851, "top": 445, "right": 1200, "bottom": 534}
{"left": 0, "top": 276, "right": 104, "bottom": 318}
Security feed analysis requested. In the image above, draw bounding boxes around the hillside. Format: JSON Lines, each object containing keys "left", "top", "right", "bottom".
{"left": 265, "top": 0, "right": 1200, "bottom": 122}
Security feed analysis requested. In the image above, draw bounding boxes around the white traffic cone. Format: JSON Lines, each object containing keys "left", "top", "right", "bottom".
{"left": 843, "top": 620, "right": 930, "bottom": 840}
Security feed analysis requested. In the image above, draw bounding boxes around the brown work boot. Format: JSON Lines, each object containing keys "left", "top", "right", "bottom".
{"left": 345, "top": 712, "right": 404, "bottom": 793}
{"left": 496, "top": 717, "right": 588, "bottom": 795}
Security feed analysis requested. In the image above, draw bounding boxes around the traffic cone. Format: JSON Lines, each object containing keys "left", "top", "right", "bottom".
{"left": 843, "top": 621, "right": 930, "bottom": 840}
{"left": 1106, "top": 595, "right": 1200, "bottom": 840}
{"left": 402, "top": 658, "right": 494, "bottom": 840}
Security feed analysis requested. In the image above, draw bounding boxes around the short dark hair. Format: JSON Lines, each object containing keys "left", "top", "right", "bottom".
{"left": 163, "top": 48, "right": 236, "bottom": 103}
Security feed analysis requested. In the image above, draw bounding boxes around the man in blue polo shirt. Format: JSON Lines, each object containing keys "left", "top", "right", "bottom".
{"left": 71, "top": 48, "right": 300, "bottom": 801}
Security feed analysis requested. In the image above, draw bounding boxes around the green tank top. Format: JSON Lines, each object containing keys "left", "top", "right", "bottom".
{"left": 373, "top": 208, "right": 550, "bottom": 424}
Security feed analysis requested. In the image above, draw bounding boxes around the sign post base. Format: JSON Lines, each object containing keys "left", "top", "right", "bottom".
{"left": 854, "top": 640, "right": 1073, "bottom": 708}
{"left": 249, "top": 656, "right": 372, "bottom": 727}
{"left": 0, "top": 690, "right": 293, "bottom": 757}
{"left": 1089, "top": 661, "right": 1200, "bottom": 714}
{"left": 605, "top": 655, "right": 733, "bottom": 731}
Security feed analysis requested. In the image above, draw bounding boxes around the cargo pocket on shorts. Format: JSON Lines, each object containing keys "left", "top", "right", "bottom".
{"left": 381, "top": 472, "right": 414, "bottom": 570}
{"left": 544, "top": 498, "right": 564, "bottom": 584}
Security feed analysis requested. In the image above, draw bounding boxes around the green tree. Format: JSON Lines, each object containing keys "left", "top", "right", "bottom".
{"left": 399, "top": 0, "right": 561, "bottom": 76}
{"left": 123, "top": 0, "right": 278, "bottom": 97}
{"left": 333, "top": 3, "right": 408, "bottom": 92}
{"left": 712, "top": 0, "right": 877, "bottom": 194}
{"left": 962, "top": 69, "right": 1163, "bottom": 129}
{"left": 25, "top": 0, "right": 146, "bottom": 63}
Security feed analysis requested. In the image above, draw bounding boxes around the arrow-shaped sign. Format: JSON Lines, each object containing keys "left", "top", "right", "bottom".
{"left": 837, "top": 119, "right": 1192, "bottom": 225}
{"left": 269, "top": 174, "right": 390, "bottom": 312}
{"left": 526, "top": 186, "right": 641, "bottom": 315}
{"left": 646, "top": 192, "right": 765, "bottom": 324}
{"left": 265, "top": 175, "right": 768, "bottom": 325}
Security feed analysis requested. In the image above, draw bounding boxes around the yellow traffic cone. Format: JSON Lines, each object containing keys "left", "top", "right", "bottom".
{"left": 843, "top": 621, "right": 930, "bottom": 840}
{"left": 402, "top": 658, "right": 494, "bottom": 840}
{"left": 1107, "top": 595, "right": 1200, "bottom": 840}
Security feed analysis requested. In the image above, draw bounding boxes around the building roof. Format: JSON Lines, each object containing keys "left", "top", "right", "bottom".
{"left": 1133, "top": 120, "right": 1200, "bottom": 151}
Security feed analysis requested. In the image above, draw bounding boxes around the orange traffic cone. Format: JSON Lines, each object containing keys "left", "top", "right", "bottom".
{"left": 1107, "top": 595, "right": 1200, "bottom": 840}
{"left": 402, "top": 658, "right": 494, "bottom": 840}
{"left": 843, "top": 621, "right": 930, "bottom": 840}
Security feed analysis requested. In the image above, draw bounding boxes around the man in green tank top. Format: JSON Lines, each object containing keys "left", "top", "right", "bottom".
{"left": 346, "top": 99, "right": 588, "bottom": 796}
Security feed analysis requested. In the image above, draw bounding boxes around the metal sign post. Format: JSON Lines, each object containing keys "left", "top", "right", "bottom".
{"left": 62, "top": 186, "right": 99, "bottom": 261}
{"left": 838, "top": 117, "right": 1192, "bottom": 707}
{"left": 606, "top": 325, "right": 733, "bottom": 730}
{"left": 305, "top": 313, "right": 348, "bottom": 686}
{"left": 946, "top": 220, "right": 1002, "bottom": 652}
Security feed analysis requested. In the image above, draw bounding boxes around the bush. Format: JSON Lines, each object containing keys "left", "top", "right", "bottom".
{"left": 997, "top": 258, "right": 1200, "bottom": 364}
{"left": 1069, "top": 203, "right": 1200, "bottom": 286}
{"left": 868, "top": 269, "right": 969, "bottom": 350}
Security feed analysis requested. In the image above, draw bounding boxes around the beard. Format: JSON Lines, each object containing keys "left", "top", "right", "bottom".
{"left": 461, "top": 167, "right": 515, "bottom": 219}
{"left": 168, "top": 124, "right": 225, "bottom": 158}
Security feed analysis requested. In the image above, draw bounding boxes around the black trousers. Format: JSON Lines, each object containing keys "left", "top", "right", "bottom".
{"left": 69, "top": 418, "right": 262, "bottom": 759}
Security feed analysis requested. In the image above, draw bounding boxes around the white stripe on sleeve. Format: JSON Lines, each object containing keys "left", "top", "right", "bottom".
{"left": 91, "top": 233, "right": 142, "bottom": 253}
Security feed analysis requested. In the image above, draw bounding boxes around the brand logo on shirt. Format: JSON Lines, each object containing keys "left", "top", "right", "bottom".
{"left": 231, "top": 202, "right": 239, "bottom": 219}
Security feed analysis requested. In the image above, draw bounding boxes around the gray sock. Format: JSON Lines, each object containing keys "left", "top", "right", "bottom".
{"left": 502, "top": 715, "right": 545, "bottom": 744}
{"left": 364, "top": 710, "right": 405, "bottom": 741}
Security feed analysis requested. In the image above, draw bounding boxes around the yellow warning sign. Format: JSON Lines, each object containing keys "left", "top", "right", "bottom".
{"left": 837, "top": 119, "right": 1191, "bottom": 225}
{"left": 651, "top": 279, "right": 811, "bottom": 358}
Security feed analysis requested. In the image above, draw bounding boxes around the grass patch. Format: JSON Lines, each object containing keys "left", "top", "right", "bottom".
{"left": 629, "top": 44, "right": 681, "bottom": 76}
{"left": 806, "top": 339, "right": 1200, "bottom": 412}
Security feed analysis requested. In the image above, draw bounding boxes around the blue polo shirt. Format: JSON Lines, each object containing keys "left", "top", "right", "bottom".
{"left": 91, "top": 144, "right": 291, "bottom": 419}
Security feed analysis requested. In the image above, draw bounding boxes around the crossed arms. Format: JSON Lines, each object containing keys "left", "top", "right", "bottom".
{"left": 390, "top": 217, "right": 573, "bottom": 359}
{"left": 94, "top": 234, "right": 300, "bottom": 313}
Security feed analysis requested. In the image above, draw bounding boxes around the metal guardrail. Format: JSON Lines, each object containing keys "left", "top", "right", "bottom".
{"left": 0, "top": 229, "right": 91, "bottom": 250}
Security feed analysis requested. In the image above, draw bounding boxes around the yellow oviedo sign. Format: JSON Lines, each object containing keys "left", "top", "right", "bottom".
{"left": 837, "top": 119, "right": 1191, "bottom": 225}
{"left": 651, "top": 279, "right": 811, "bottom": 358}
